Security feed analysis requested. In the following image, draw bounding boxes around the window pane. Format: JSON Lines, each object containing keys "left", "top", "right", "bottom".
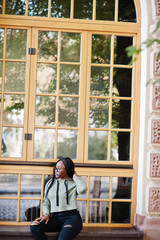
{"left": 0, "top": 199, "right": 17, "bottom": 221}
{"left": 28, "top": 0, "right": 48, "bottom": 17}
{"left": 57, "top": 129, "right": 78, "bottom": 159}
{"left": 0, "top": 0, "right": 2, "bottom": 14}
{"left": 0, "top": 61, "right": 2, "bottom": 90}
{"left": 51, "top": 0, "right": 70, "bottom": 18}
{"left": 88, "top": 130, "right": 108, "bottom": 160}
{"left": 38, "top": 31, "right": 58, "bottom": 61}
{"left": 3, "top": 94, "right": 24, "bottom": 125}
{"left": 60, "top": 65, "right": 80, "bottom": 95}
{"left": 113, "top": 68, "right": 132, "bottom": 97}
{"left": 90, "top": 66, "right": 110, "bottom": 96}
{"left": 114, "top": 36, "right": 133, "bottom": 65}
{"left": 96, "top": 0, "right": 115, "bottom": 21}
{"left": 112, "top": 177, "right": 132, "bottom": 199}
{"left": 89, "top": 176, "right": 110, "bottom": 199}
{"left": 61, "top": 33, "right": 81, "bottom": 62}
{"left": 110, "top": 131, "right": 130, "bottom": 161}
{"left": 2, "top": 127, "right": 23, "bottom": 158}
{"left": 0, "top": 174, "right": 18, "bottom": 197}
{"left": 20, "top": 200, "right": 40, "bottom": 222}
{"left": 35, "top": 96, "right": 56, "bottom": 126}
{"left": 5, "top": 0, "right": 26, "bottom": 15}
{"left": 34, "top": 129, "right": 55, "bottom": 159}
{"left": 92, "top": 35, "right": 111, "bottom": 64}
{"left": 21, "top": 175, "right": 42, "bottom": 197}
{"left": 118, "top": 0, "right": 136, "bottom": 22}
{"left": 89, "top": 201, "right": 109, "bottom": 223}
{"left": 0, "top": 29, "right": 4, "bottom": 59}
{"left": 77, "top": 201, "right": 87, "bottom": 223}
{"left": 112, "top": 99, "right": 131, "bottom": 129}
{"left": 6, "top": 29, "right": 27, "bottom": 60}
{"left": 58, "top": 97, "right": 79, "bottom": 127}
{"left": 5, "top": 62, "right": 26, "bottom": 92}
{"left": 111, "top": 202, "right": 131, "bottom": 223}
{"left": 74, "top": 0, "right": 93, "bottom": 20}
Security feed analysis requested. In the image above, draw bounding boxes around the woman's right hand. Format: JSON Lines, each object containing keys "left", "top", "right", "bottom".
{"left": 33, "top": 214, "right": 50, "bottom": 224}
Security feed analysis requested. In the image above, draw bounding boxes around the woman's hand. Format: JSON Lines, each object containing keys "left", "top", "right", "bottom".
{"left": 33, "top": 214, "right": 50, "bottom": 225}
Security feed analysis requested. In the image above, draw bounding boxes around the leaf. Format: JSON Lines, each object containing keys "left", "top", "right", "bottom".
{"left": 152, "top": 21, "right": 160, "bottom": 34}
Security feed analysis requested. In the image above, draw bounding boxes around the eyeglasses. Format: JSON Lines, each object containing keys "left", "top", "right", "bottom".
{"left": 55, "top": 168, "right": 65, "bottom": 172}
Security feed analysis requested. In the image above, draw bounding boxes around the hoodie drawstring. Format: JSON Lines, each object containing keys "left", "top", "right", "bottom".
{"left": 64, "top": 180, "right": 69, "bottom": 205}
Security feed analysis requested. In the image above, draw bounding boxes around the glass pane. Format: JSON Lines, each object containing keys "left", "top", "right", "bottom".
{"left": 34, "top": 128, "right": 55, "bottom": 159}
{"left": 110, "top": 131, "right": 130, "bottom": 161}
{"left": 112, "top": 99, "right": 131, "bottom": 129}
{"left": 77, "top": 176, "right": 88, "bottom": 199}
{"left": 0, "top": 29, "right": 4, "bottom": 58}
{"left": 38, "top": 31, "right": 58, "bottom": 61}
{"left": 58, "top": 97, "right": 79, "bottom": 127}
{"left": 92, "top": 34, "right": 111, "bottom": 64}
{"left": 2, "top": 127, "right": 23, "bottom": 158}
{"left": 5, "top": 0, "right": 26, "bottom": 15}
{"left": 88, "top": 130, "right": 108, "bottom": 160}
{"left": 5, "top": 62, "right": 26, "bottom": 92}
{"left": 111, "top": 202, "right": 131, "bottom": 223}
{"left": 3, "top": 94, "right": 24, "bottom": 125}
{"left": 36, "top": 63, "right": 57, "bottom": 93}
{"left": 114, "top": 36, "right": 133, "bottom": 65}
{"left": 57, "top": 129, "right": 78, "bottom": 159}
{"left": 51, "top": 0, "right": 70, "bottom": 18}
{"left": 89, "top": 98, "right": 109, "bottom": 128}
{"left": 77, "top": 201, "right": 86, "bottom": 223}
{"left": 0, "top": 61, "right": 2, "bottom": 90}
{"left": 74, "top": 0, "right": 93, "bottom": 20}
{"left": 61, "top": 33, "right": 81, "bottom": 62}
{"left": 0, "top": 0, "right": 2, "bottom": 14}
{"left": 90, "top": 66, "right": 110, "bottom": 96}
{"left": 113, "top": 68, "right": 132, "bottom": 97}
{"left": 89, "top": 201, "right": 109, "bottom": 223}
{"left": 89, "top": 176, "right": 110, "bottom": 199}
{"left": 6, "top": 29, "right": 27, "bottom": 59}
{"left": 35, "top": 96, "right": 56, "bottom": 126}
{"left": 28, "top": 0, "right": 48, "bottom": 17}
{"left": 0, "top": 94, "right": 1, "bottom": 122}
{"left": 0, "top": 199, "right": 17, "bottom": 221}
{"left": 0, "top": 174, "right": 18, "bottom": 197}
{"left": 118, "top": 0, "right": 136, "bottom": 22}
{"left": 60, "top": 64, "right": 80, "bottom": 94}
{"left": 96, "top": 0, "right": 115, "bottom": 21}
{"left": 112, "top": 177, "right": 132, "bottom": 199}
{"left": 21, "top": 175, "right": 42, "bottom": 198}
{"left": 20, "top": 200, "right": 40, "bottom": 222}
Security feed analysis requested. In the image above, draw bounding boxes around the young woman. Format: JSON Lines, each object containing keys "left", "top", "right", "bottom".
{"left": 30, "top": 157, "right": 87, "bottom": 240}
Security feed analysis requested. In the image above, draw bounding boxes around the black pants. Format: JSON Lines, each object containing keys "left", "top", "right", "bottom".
{"left": 30, "top": 210, "right": 83, "bottom": 240}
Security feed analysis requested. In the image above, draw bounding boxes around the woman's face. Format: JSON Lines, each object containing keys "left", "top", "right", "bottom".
{"left": 55, "top": 161, "right": 69, "bottom": 179}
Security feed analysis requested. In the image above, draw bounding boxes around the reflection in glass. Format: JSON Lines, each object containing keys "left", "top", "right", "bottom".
{"left": 0, "top": 61, "right": 2, "bottom": 90}
{"left": 111, "top": 202, "right": 131, "bottom": 223}
{"left": 0, "top": 94, "right": 1, "bottom": 121}
{"left": 0, "top": 199, "right": 17, "bottom": 221}
{"left": 36, "top": 63, "right": 57, "bottom": 93}
{"left": 0, "top": 29, "right": 4, "bottom": 59}
{"left": 21, "top": 175, "right": 42, "bottom": 197}
{"left": 0, "top": 1, "right": 2, "bottom": 14}
{"left": 20, "top": 200, "right": 40, "bottom": 222}
{"left": 92, "top": 34, "right": 111, "bottom": 64}
{"left": 34, "top": 128, "right": 55, "bottom": 159}
{"left": 118, "top": 0, "right": 136, "bottom": 22}
{"left": 77, "top": 176, "right": 88, "bottom": 199}
{"left": 74, "top": 0, "right": 93, "bottom": 20}
{"left": 112, "top": 99, "right": 131, "bottom": 129}
{"left": 89, "top": 201, "right": 109, "bottom": 223}
{"left": 3, "top": 94, "right": 24, "bottom": 125}
{"left": 5, "top": 62, "right": 26, "bottom": 92}
{"left": 112, "top": 177, "right": 132, "bottom": 199}
{"left": 58, "top": 97, "right": 79, "bottom": 127}
{"left": 110, "top": 131, "right": 130, "bottom": 161}
{"left": 89, "top": 98, "right": 109, "bottom": 128}
{"left": 51, "top": 0, "right": 70, "bottom": 18}
{"left": 77, "top": 201, "right": 86, "bottom": 223}
{"left": 35, "top": 96, "right": 56, "bottom": 126}
{"left": 61, "top": 33, "right": 81, "bottom": 62}
{"left": 38, "top": 31, "right": 58, "bottom": 61}
{"left": 2, "top": 127, "right": 23, "bottom": 158}
{"left": 90, "top": 66, "right": 110, "bottom": 96}
{"left": 5, "top": 0, "right": 26, "bottom": 15}
{"left": 6, "top": 29, "right": 27, "bottom": 59}
{"left": 89, "top": 176, "right": 110, "bottom": 199}
{"left": 0, "top": 174, "right": 18, "bottom": 197}
{"left": 96, "top": 0, "right": 115, "bottom": 21}
{"left": 113, "top": 68, "right": 132, "bottom": 97}
{"left": 88, "top": 130, "right": 108, "bottom": 160}
{"left": 114, "top": 36, "right": 133, "bottom": 65}
{"left": 57, "top": 129, "right": 78, "bottom": 159}
{"left": 28, "top": 0, "right": 48, "bottom": 17}
{"left": 60, "top": 65, "right": 80, "bottom": 94}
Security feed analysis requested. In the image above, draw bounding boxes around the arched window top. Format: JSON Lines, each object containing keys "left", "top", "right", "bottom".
{"left": 1, "top": 0, "right": 138, "bottom": 23}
